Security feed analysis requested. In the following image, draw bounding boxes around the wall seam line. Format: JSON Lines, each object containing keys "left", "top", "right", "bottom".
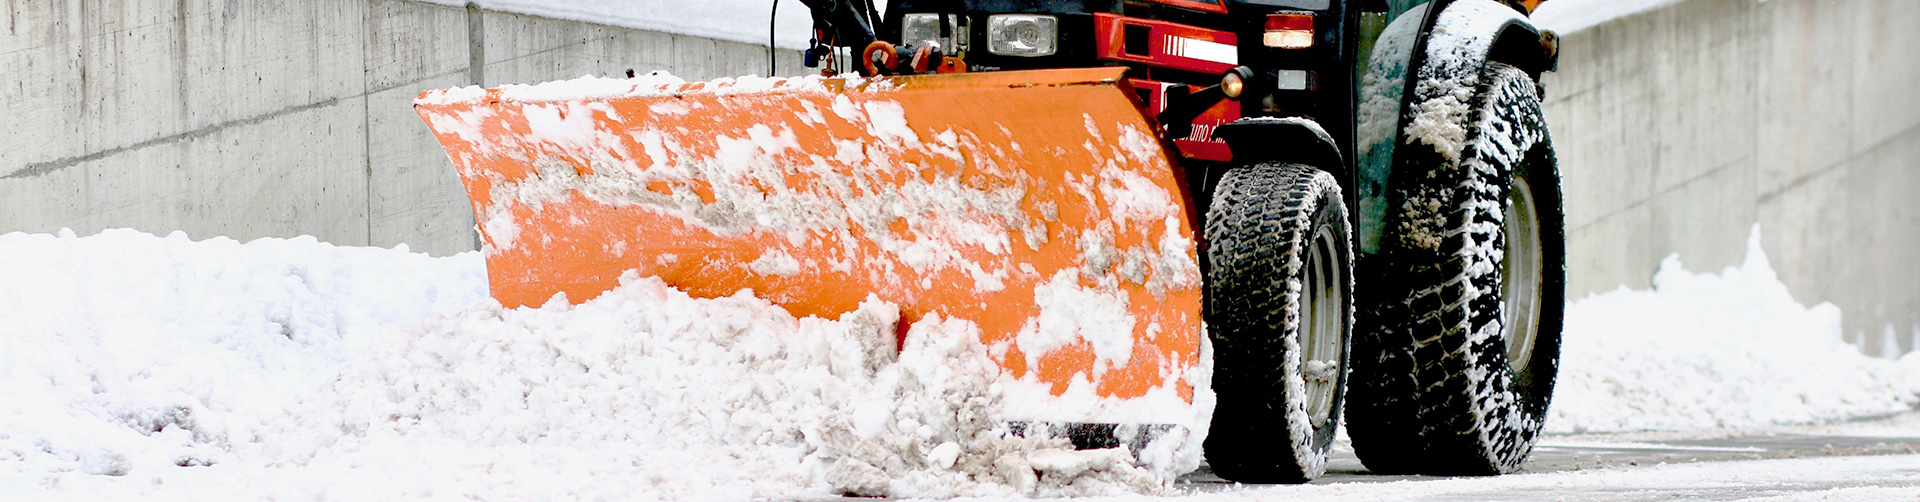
{"left": 5, "top": 97, "right": 348, "bottom": 179}
{"left": 363, "top": 0, "right": 375, "bottom": 247}
{"left": 1567, "top": 156, "right": 1746, "bottom": 235}
{"left": 1754, "top": 120, "right": 1920, "bottom": 205}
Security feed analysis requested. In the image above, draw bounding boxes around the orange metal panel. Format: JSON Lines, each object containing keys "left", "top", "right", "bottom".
{"left": 416, "top": 68, "right": 1204, "bottom": 408}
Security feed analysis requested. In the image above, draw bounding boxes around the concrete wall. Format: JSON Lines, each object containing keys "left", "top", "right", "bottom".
{"left": 1, "top": 0, "right": 805, "bottom": 257}
{"left": 1543, "top": 0, "right": 1920, "bottom": 355}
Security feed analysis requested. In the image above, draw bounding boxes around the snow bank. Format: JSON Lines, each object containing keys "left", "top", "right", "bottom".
{"left": 415, "top": 0, "right": 819, "bottom": 50}
{"left": 262, "top": 276, "right": 1168, "bottom": 499}
{"left": 5, "top": 224, "right": 1918, "bottom": 498}
{"left": 1549, "top": 227, "right": 1920, "bottom": 433}
{"left": 1530, "top": 0, "right": 1682, "bottom": 34}
{"left": 0, "top": 229, "right": 485, "bottom": 478}
{"left": 1, "top": 230, "right": 1167, "bottom": 500}
{"left": 422, "top": 0, "right": 1675, "bottom": 49}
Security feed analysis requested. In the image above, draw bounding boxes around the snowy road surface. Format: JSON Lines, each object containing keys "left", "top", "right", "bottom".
{"left": 10, "top": 425, "right": 1920, "bottom": 501}
{"left": 1177, "top": 453, "right": 1920, "bottom": 501}
{"left": 2, "top": 228, "right": 1917, "bottom": 500}
{"left": 1157, "top": 413, "right": 1920, "bottom": 500}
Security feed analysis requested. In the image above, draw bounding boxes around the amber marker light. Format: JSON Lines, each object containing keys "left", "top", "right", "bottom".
{"left": 1221, "top": 68, "right": 1248, "bottom": 99}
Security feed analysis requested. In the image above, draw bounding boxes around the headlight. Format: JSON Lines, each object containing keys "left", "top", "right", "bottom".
{"left": 986, "top": 15, "right": 1057, "bottom": 57}
{"left": 901, "top": 13, "right": 964, "bottom": 52}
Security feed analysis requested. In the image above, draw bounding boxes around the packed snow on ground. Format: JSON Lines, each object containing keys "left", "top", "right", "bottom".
{"left": 1130, "top": 453, "right": 1920, "bottom": 501}
{"left": 413, "top": 0, "right": 820, "bottom": 50}
{"left": 1, "top": 225, "right": 1916, "bottom": 499}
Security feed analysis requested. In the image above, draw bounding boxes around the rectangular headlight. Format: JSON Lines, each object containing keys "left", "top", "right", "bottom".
{"left": 901, "top": 14, "right": 943, "bottom": 50}
{"left": 901, "top": 13, "right": 965, "bottom": 52}
{"left": 987, "top": 14, "right": 1057, "bottom": 57}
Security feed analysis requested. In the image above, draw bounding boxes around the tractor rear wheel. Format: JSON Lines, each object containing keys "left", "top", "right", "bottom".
{"left": 1202, "top": 163, "right": 1354, "bottom": 483}
{"left": 1346, "top": 61, "right": 1565, "bottom": 475}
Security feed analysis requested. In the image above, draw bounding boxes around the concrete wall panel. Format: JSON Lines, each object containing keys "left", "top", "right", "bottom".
{"left": 1546, "top": 15, "right": 1659, "bottom": 232}
{"left": 182, "top": 0, "right": 367, "bottom": 133}
{"left": 363, "top": 0, "right": 474, "bottom": 256}
{"left": 1755, "top": 0, "right": 1855, "bottom": 198}
{"left": 3, "top": 0, "right": 804, "bottom": 257}
{"left": 3, "top": 99, "right": 369, "bottom": 244}
{"left": 479, "top": 9, "right": 805, "bottom": 87}
{"left": 367, "top": 77, "right": 474, "bottom": 256}
{"left": 364, "top": 0, "right": 468, "bottom": 91}
{"left": 1547, "top": 0, "right": 1920, "bottom": 354}
{"left": 3, "top": 1, "right": 180, "bottom": 176}
{"left": 1848, "top": 0, "right": 1920, "bottom": 148}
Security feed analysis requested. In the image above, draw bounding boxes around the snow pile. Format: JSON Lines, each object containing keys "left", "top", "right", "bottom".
{"left": 1530, "top": 0, "right": 1682, "bottom": 34}
{"left": 0, "top": 230, "right": 1171, "bottom": 499}
{"left": 416, "top": 0, "right": 1681, "bottom": 50}
{"left": 0, "top": 229, "right": 485, "bottom": 478}
{"left": 1549, "top": 227, "right": 1920, "bottom": 433}
{"left": 418, "top": 0, "right": 1680, "bottom": 54}
{"left": 6, "top": 223, "right": 1920, "bottom": 497}
{"left": 269, "top": 276, "right": 1169, "bottom": 499}
{"left": 414, "top": 0, "right": 818, "bottom": 50}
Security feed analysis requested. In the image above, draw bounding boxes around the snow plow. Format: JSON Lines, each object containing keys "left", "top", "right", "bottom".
{"left": 417, "top": 0, "right": 1565, "bottom": 484}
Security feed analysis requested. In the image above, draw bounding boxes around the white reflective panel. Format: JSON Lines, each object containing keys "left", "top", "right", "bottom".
{"left": 1275, "top": 69, "right": 1310, "bottom": 90}
{"left": 1166, "top": 35, "right": 1237, "bottom": 65}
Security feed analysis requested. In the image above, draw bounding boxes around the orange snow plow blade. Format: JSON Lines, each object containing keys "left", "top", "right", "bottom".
{"left": 416, "top": 67, "right": 1202, "bottom": 413}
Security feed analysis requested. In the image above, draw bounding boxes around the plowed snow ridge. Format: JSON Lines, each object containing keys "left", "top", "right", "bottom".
{"left": 1, "top": 226, "right": 1916, "bottom": 499}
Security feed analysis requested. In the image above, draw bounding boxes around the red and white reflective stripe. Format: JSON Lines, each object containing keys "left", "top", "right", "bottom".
{"left": 1164, "top": 35, "right": 1238, "bottom": 66}
{"left": 1093, "top": 13, "right": 1239, "bottom": 74}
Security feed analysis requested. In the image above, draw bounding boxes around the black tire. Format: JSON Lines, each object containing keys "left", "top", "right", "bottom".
{"left": 1346, "top": 61, "right": 1565, "bottom": 475}
{"left": 1202, "top": 163, "right": 1354, "bottom": 483}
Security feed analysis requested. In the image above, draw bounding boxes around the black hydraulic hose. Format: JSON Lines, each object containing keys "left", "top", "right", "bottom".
{"left": 770, "top": 0, "right": 779, "bottom": 76}
{"left": 798, "top": 0, "right": 877, "bottom": 49}
{"left": 863, "top": 0, "right": 882, "bottom": 37}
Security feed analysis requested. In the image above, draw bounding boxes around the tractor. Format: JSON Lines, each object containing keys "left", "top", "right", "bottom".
{"left": 416, "top": 0, "right": 1563, "bottom": 483}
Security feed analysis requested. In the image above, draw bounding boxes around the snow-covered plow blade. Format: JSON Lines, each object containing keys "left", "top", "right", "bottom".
{"left": 415, "top": 67, "right": 1204, "bottom": 418}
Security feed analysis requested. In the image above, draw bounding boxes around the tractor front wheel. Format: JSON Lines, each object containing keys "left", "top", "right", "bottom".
{"left": 1202, "top": 163, "right": 1354, "bottom": 483}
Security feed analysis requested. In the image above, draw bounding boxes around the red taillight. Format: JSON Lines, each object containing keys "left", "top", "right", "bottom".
{"left": 1264, "top": 13, "right": 1314, "bottom": 49}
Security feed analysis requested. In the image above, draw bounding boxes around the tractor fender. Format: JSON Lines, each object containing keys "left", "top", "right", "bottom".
{"left": 1214, "top": 116, "right": 1344, "bottom": 176}
{"left": 1352, "top": 0, "right": 1548, "bottom": 255}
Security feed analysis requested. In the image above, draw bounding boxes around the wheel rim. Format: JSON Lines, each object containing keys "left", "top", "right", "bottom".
{"left": 1501, "top": 174, "right": 1544, "bottom": 374}
{"left": 1301, "top": 221, "right": 1346, "bottom": 428}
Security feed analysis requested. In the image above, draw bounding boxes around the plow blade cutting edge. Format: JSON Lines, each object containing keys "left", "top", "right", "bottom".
{"left": 416, "top": 67, "right": 1204, "bottom": 423}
